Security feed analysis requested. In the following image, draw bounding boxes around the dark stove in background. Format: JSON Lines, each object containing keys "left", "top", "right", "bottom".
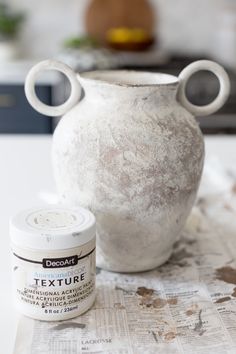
{"left": 121, "top": 56, "right": 236, "bottom": 134}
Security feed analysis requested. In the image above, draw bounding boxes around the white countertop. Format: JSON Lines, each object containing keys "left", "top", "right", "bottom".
{"left": 0, "top": 134, "right": 236, "bottom": 354}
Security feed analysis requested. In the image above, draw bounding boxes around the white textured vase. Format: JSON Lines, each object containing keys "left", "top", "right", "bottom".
{"left": 25, "top": 60, "right": 230, "bottom": 272}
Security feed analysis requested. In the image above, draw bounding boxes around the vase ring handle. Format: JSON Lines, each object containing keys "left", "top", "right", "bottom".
{"left": 25, "top": 60, "right": 82, "bottom": 117}
{"left": 177, "top": 60, "right": 230, "bottom": 117}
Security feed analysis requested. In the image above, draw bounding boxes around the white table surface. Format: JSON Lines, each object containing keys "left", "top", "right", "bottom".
{"left": 0, "top": 134, "right": 236, "bottom": 354}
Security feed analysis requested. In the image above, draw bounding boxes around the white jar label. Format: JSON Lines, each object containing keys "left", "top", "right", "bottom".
{"left": 11, "top": 238, "right": 96, "bottom": 320}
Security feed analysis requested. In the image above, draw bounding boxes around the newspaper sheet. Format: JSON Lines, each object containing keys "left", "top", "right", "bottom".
{"left": 13, "top": 159, "right": 236, "bottom": 354}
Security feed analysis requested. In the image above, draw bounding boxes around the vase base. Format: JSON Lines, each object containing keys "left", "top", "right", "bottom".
{"left": 96, "top": 248, "right": 173, "bottom": 273}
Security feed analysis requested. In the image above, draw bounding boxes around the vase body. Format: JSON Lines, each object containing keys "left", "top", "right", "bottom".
{"left": 52, "top": 71, "right": 204, "bottom": 272}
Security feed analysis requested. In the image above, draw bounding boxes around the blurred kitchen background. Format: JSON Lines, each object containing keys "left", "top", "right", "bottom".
{"left": 0, "top": 0, "right": 236, "bottom": 134}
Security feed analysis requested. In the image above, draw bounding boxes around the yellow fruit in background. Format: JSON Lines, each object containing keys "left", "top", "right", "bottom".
{"left": 107, "top": 27, "right": 151, "bottom": 44}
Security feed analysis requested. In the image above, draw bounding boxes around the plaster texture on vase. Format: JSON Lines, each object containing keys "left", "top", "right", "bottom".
{"left": 52, "top": 72, "right": 204, "bottom": 272}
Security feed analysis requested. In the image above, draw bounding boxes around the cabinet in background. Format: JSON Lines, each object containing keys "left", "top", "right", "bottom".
{"left": 0, "top": 84, "right": 53, "bottom": 134}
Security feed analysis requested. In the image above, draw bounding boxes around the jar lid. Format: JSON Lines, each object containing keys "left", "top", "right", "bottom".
{"left": 10, "top": 206, "right": 96, "bottom": 250}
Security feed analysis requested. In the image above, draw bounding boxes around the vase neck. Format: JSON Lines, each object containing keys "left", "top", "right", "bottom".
{"left": 78, "top": 70, "right": 179, "bottom": 103}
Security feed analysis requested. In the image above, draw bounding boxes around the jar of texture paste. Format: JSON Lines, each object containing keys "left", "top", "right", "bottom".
{"left": 10, "top": 206, "right": 96, "bottom": 321}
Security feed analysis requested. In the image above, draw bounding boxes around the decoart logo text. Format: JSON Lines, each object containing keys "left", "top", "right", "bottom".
{"left": 42, "top": 256, "right": 78, "bottom": 268}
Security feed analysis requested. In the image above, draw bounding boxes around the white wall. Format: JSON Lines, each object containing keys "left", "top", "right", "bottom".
{"left": 153, "top": 0, "right": 222, "bottom": 55}
{"left": 7, "top": 0, "right": 224, "bottom": 59}
{"left": 8, "top": 0, "right": 88, "bottom": 58}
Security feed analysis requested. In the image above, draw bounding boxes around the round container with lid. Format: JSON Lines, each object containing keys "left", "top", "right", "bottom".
{"left": 10, "top": 205, "right": 96, "bottom": 321}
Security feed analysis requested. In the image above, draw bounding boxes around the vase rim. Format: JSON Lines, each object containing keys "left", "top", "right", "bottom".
{"left": 78, "top": 70, "right": 179, "bottom": 88}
